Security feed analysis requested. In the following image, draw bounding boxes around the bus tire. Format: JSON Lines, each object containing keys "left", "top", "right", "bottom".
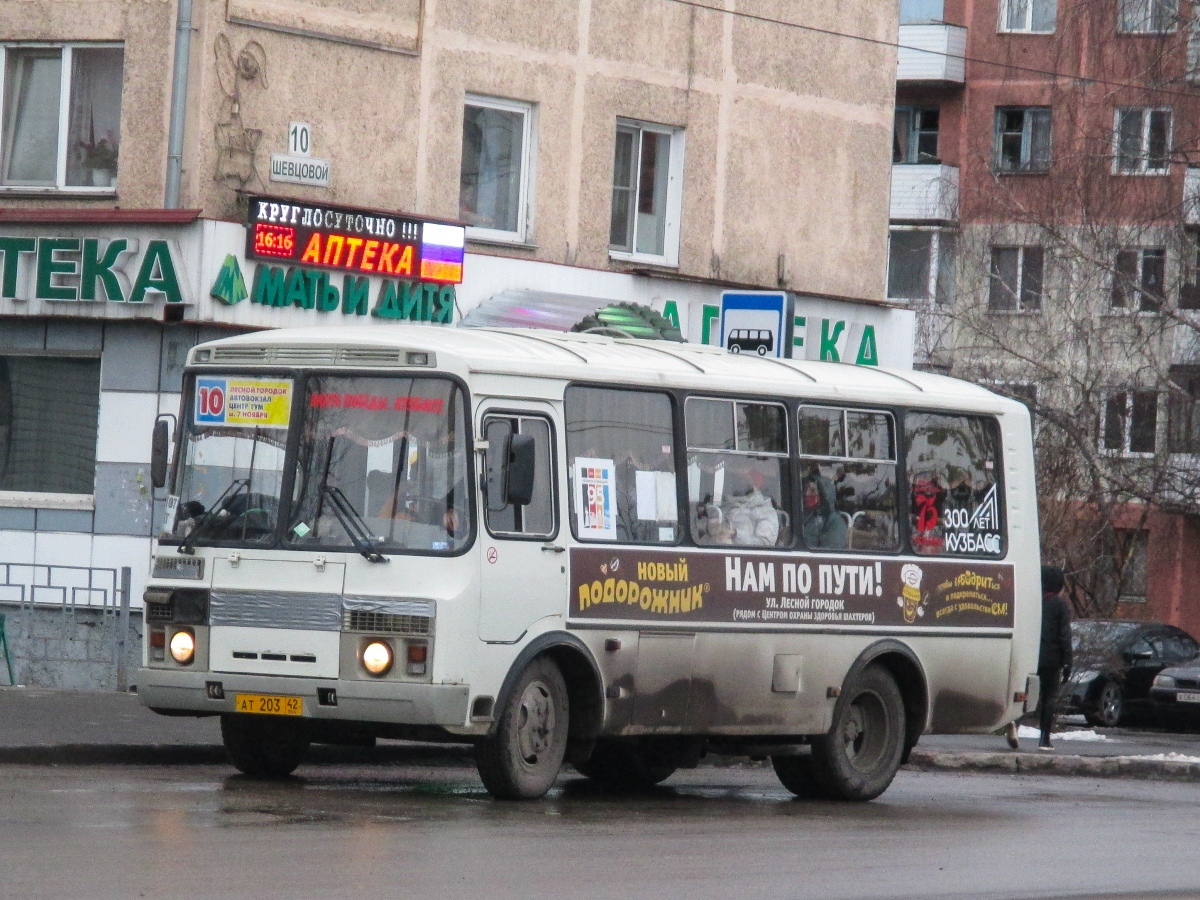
{"left": 771, "top": 754, "right": 829, "bottom": 799}
{"left": 575, "top": 739, "right": 677, "bottom": 789}
{"left": 220, "top": 714, "right": 310, "bottom": 779}
{"left": 476, "top": 656, "right": 569, "bottom": 800}
{"left": 808, "top": 664, "right": 905, "bottom": 801}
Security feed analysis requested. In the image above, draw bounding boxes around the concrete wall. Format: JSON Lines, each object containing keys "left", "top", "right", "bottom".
{"left": 1, "top": 603, "right": 142, "bottom": 691}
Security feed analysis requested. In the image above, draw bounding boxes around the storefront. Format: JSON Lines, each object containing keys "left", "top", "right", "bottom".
{"left": 0, "top": 200, "right": 915, "bottom": 615}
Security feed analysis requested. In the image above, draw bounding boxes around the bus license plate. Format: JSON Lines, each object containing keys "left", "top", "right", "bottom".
{"left": 234, "top": 693, "right": 303, "bottom": 716}
{"left": 1178, "top": 692, "right": 1200, "bottom": 704}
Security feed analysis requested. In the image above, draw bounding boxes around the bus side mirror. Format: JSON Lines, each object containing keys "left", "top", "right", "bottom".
{"left": 506, "top": 433, "right": 536, "bottom": 506}
{"left": 150, "top": 417, "right": 171, "bottom": 489}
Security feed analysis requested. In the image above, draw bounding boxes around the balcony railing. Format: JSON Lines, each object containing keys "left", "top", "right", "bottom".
{"left": 890, "top": 164, "right": 959, "bottom": 222}
{"left": 897, "top": 24, "right": 967, "bottom": 84}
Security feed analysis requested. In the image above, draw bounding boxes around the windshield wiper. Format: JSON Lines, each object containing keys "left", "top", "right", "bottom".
{"left": 321, "top": 484, "right": 387, "bottom": 563}
{"left": 178, "top": 478, "right": 249, "bottom": 555}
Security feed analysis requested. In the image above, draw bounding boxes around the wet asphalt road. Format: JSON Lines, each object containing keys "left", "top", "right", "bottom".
{"left": 3, "top": 761, "right": 1200, "bottom": 900}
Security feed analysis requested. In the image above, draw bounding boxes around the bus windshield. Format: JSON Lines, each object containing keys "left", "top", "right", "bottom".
{"left": 286, "top": 375, "right": 470, "bottom": 554}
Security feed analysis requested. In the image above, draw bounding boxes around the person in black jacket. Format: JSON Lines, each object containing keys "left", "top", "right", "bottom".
{"left": 1037, "top": 565, "right": 1073, "bottom": 750}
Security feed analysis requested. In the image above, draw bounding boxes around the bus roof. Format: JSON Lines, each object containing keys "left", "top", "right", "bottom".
{"left": 190, "top": 325, "right": 1020, "bottom": 413}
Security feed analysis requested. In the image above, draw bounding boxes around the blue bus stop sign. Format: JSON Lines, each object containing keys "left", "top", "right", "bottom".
{"left": 719, "top": 291, "right": 792, "bottom": 358}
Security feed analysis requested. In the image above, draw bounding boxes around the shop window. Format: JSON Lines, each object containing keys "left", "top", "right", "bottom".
{"left": 1115, "top": 529, "right": 1149, "bottom": 602}
{"left": 0, "top": 355, "right": 101, "bottom": 495}
{"left": 994, "top": 107, "right": 1051, "bottom": 173}
{"left": 686, "top": 398, "right": 791, "bottom": 548}
{"left": 1102, "top": 390, "right": 1158, "bottom": 454}
{"left": 1000, "top": 0, "right": 1056, "bottom": 31}
{"left": 1118, "top": 0, "right": 1176, "bottom": 33}
{"left": 894, "top": 107, "right": 940, "bottom": 164}
{"left": 887, "top": 229, "right": 955, "bottom": 303}
{"left": 1168, "top": 366, "right": 1200, "bottom": 453}
{"left": 1115, "top": 108, "right": 1171, "bottom": 174}
{"left": 1112, "top": 248, "right": 1165, "bottom": 311}
{"left": 460, "top": 95, "right": 535, "bottom": 243}
{"left": 988, "top": 245, "right": 1044, "bottom": 311}
{"left": 482, "top": 414, "right": 555, "bottom": 538}
{"left": 900, "top": 0, "right": 944, "bottom": 23}
{"left": 905, "top": 412, "right": 1004, "bottom": 557}
{"left": 1, "top": 44, "right": 124, "bottom": 190}
{"left": 609, "top": 118, "right": 684, "bottom": 266}
{"left": 565, "top": 386, "right": 679, "bottom": 543}
{"left": 799, "top": 407, "right": 899, "bottom": 552}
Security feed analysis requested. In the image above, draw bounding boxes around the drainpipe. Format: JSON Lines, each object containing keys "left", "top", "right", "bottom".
{"left": 164, "top": 0, "right": 194, "bottom": 208}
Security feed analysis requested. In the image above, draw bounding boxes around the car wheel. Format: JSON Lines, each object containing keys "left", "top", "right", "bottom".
{"left": 806, "top": 665, "right": 906, "bottom": 802}
{"left": 1088, "top": 681, "right": 1124, "bottom": 728}
{"left": 476, "top": 656, "right": 569, "bottom": 800}
{"left": 220, "top": 714, "right": 310, "bottom": 779}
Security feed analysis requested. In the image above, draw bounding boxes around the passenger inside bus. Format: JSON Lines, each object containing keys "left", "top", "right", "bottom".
{"left": 801, "top": 469, "right": 848, "bottom": 550}
{"left": 694, "top": 456, "right": 786, "bottom": 547}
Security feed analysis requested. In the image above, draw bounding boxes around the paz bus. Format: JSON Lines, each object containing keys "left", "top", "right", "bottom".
{"left": 140, "top": 325, "right": 1040, "bottom": 801}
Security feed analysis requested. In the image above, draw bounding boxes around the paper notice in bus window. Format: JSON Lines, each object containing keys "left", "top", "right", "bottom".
{"left": 575, "top": 457, "right": 617, "bottom": 540}
{"left": 195, "top": 377, "right": 292, "bottom": 428}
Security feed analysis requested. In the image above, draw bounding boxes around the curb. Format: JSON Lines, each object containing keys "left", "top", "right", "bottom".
{"left": 906, "top": 749, "right": 1200, "bottom": 782}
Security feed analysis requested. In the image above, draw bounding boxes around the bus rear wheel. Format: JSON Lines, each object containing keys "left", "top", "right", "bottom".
{"left": 575, "top": 739, "right": 678, "bottom": 789}
{"left": 476, "top": 657, "right": 569, "bottom": 800}
{"left": 220, "top": 714, "right": 310, "bottom": 779}
{"left": 807, "top": 665, "right": 906, "bottom": 801}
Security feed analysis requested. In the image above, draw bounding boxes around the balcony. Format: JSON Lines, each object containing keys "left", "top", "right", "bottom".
{"left": 890, "top": 164, "right": 959, "bottom": 222}
{"left": 1185, "top": 167, "right": 1200, "bottom": 225}
{"left": 897, "top": 24, "right": 967, "bottom": 84}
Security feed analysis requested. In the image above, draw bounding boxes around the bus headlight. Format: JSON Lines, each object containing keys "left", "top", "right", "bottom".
{"left": 362, "top": 640, "right": 393, "bottom": 676}
{"left": 169, "top": 629, "right": 196, "bottom": 665}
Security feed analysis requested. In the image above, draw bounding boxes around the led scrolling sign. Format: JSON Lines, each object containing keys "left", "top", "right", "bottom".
{"left": 246, "top": 196, "right": 465, "bottom": 284}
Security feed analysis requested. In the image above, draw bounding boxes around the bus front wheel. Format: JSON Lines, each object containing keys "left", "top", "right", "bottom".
{"left": 476, "top": 656, "right": 569, "bottom": 800}
{"left": 220, "top": 714, "right": 310, "bottom": 779}
{"left": 807, "top": 665, "right": 905, "bottom": 801}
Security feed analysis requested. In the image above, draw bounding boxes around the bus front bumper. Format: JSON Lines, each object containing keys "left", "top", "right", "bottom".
{"left": 136, "top": 668, "right": 470, "bottom": 727}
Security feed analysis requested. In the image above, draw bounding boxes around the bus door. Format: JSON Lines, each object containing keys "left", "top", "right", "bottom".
{"left": 477, "top": 402, "right": 564, "bottom": 642}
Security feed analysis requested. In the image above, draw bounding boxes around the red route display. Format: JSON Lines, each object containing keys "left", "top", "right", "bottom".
{"left": 309, "top": 392, "right": 446, "bottom": 414}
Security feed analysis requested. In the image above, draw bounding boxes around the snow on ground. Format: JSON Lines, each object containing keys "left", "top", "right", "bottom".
{"left": 1115, "top": 752, "right": 1200, "bottom": 763}
{"left": 1017, "top": 725, "right": 1109, "bottom": 741}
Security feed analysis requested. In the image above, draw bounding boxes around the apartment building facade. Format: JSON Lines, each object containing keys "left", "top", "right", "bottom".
{"left": 0, "top": 0, "right": 911, "bottom": 642}
{"left": 889, "top": 0, "right": 1200, "bottom": 632}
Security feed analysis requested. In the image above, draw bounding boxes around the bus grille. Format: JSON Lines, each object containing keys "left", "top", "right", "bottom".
{"left": 343, "top": 610, "right": 431, "bottom": 636}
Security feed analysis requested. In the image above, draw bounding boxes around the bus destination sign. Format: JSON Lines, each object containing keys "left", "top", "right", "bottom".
{"left": 246, "top": 195, "right": 465, "bottom": 284}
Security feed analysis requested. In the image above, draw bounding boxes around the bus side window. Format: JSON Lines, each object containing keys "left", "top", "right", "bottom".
{"left": 483, "top": 414, "right": 555, "bottom": 538}
{"left": 564, "top": 386, "right": 679, "bottom": 543}
{"left": 904, "top": 412, "right": 1004, "bottom": 558}
{"left": 798, "top": 406, "right": 899, "bottom": 552}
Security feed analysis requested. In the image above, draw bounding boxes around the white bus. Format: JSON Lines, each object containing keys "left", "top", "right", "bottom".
{"left": 140, "top": 326, "right": 1040, "bottom": 801}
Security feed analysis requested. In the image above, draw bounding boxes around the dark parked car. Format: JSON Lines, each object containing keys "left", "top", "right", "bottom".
{"left": 1063, "top": 620, "right": 1200, "bottom": 728}
{"left": 1149, "top": 656, "right": 1200, "bottom": 724}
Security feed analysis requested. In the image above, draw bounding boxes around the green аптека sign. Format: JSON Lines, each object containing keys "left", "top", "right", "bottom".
{"left": 0, "top": 236, "right": 184, "bottom": 303}
{"left": 213, "top": 258, "right": 455, "bottom": 324}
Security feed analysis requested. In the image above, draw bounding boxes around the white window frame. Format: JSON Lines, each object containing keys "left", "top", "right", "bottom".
{"left": 994, "top": 107, "right": 1052, "bottom": 173}
{"left": 998, "top": 0, "right": 1057, "bottom": 32}
{"left": 608, "top": 118, "right": 685, "bottom": 268}
{"left": 886, "top": 227, "right": 955, "bottom": 304}
{"left": 460, "top": 94, "right": 536, "bottom": 245}
{"left": 1111, "top": 246, "right": 1166, "bottom": 311}
{"left": 0, "top": 42, "right": 123, "bottom": 194}
{"left": 1117, "top": 0, "right": 1177, "bottom": 33}
{"left": 1100, "top": 389, "right": 1158, "bottom": 457}
{"left": 1113, "top": 107, "right": 1172, "bottom": 175}
{"left": 988, "top": 245, "right": 1044, "bottom": 313}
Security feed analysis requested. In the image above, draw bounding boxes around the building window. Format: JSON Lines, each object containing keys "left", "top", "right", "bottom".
{"left": 1112, "top": 248, "right": 1165, "bottom": 311}
{"left": 0, "top": 355, "right": 100, "bottom": 495}
{"left": 988, "top": 245, "right": 1044, "bottom": 311}
{"left": 1118, "top": 0, "right": 1176, "bottom": 33}
{"left": 1114, "top": 529, "right": 1149, "bottom": 602}
{"left": 1183, "top": 231, "right": 1200, "bottom": 309}
{"left": 900, "top": 0, "right": 944, "bottom": 23}
{"left": 1115, "top": 108, "right": 1171, "bottom": 174}
{"left": 459, "top": 96, "right": 535, "bottom": 243}
{"left": 994, "top": 107, "right": 1051, "bottom": 173}
{"left": 887, "top": 229, "right": 955, "bottom": 303}
{"left": 1102, "top": 390, "right": 1158, "bottom": 454}
{"left": 1, "top": 44, "right": 123, "bottom": 190}
{"left": 999, "top": 0, "right": 1056, "bottom": 31}
{"left": 609, "top": 119, "right": 684, "bottom": 265}
{"left": 1168, "top": 366, "right": 1200, "bottom": 452}
{"left": 894, "top": 107, "right": 939, "bottom": 163}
